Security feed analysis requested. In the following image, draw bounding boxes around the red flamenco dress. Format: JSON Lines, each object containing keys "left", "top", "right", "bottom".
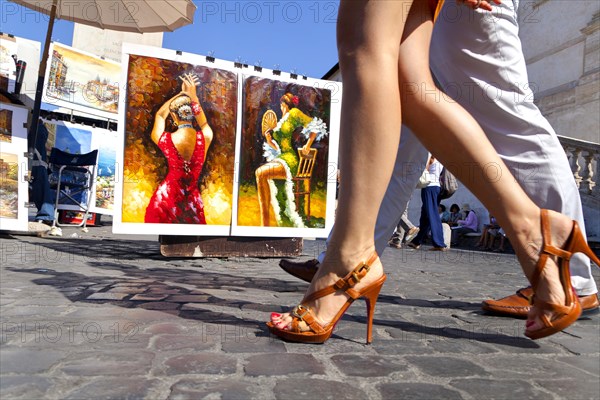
{"left": 145, "top": 130, "right": 207, "bottom": 224}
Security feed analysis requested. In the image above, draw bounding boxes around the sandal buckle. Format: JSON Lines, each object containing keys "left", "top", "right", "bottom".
{"left": 292, "top": 304, "right": 310, "bottom": 320}
{"left": 351, "top": 263, "right": 370, "bottom": 283}
{"left": 357, "top": 263, "right": 370, "bottom": 274}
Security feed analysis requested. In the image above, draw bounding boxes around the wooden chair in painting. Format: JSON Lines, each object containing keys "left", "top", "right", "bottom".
{"left": 293, "top": 148, "right": 317, "bottom": 222}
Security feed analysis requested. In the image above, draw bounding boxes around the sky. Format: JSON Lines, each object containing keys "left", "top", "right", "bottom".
{"left": 0, "top": 0, "right": 340, "bottom": 79}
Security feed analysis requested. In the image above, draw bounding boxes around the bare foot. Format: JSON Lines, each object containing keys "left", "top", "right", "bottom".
{"left": 270, "top": 246, "right": 384, "bottom": 332}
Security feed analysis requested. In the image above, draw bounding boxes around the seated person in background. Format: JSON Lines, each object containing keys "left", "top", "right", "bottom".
{"left": 447, "top": 203, "right": 461, "bottom": 227}
{"left": 439, "top": 204, "right": 450, "bottom": 223}
{"left": 451, "top": 203, "right": 479, "bottom": 246}
{"left": 476, "top": 214, "right": 500, "bottom": 249}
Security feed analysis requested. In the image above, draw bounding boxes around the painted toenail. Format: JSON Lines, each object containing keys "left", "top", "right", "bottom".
{"left": 525, "top": 320, "right": 535, "bottom": 328}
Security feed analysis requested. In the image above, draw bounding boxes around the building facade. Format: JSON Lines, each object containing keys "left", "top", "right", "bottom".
{"left": 518, "top": 1, "right": 599, "bottom": 144}
{"left": 48, "top": 50, "right": 68, "bottom": 94}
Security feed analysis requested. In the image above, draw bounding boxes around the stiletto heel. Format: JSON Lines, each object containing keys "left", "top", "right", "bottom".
{"left": 569, "top": 222, "right": 600, "bottom": 266}
{"left": 363, "top": 282, "right": 384, "bottom": 344}
{"left": 525, "top": 209, "right": 599, "bottom": 340}
{"left": 267, "top": 252, "right": 386, "bottom": 344}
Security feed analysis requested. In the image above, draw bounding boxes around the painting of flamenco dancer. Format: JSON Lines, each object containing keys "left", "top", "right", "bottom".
{"left": 145, "top": 73, "right": 212, "bottom": 224}
{"left": 234, "top": 75, "right": 341, "bottom": 237}
{"left": 114, "top": 46, "right": 237, "bottom": 235}
{"left": 256, "top": 92, "right": 328, "bottom": 227}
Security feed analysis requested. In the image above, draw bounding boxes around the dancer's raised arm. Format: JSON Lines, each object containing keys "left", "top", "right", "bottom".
{"left": 181, "top": 73, "right": 213, "bottom": 155}
{"left": 150, "top": 93, "right": 182, "bottom": 144}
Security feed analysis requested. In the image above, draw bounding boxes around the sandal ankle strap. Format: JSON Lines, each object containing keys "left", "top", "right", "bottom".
{"left": 540, "top": 210, "right": 573, "bottom": 259}
{"left": 303, "top": 252, "right": 379, "bottom": 303}
{"left": 531, "top": 210, "right": 573, "bottom": 287}
{"left": 275, "top": 252, "right": 383, "bottom": 338}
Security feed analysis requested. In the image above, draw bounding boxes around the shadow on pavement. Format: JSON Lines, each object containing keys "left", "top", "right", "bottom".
{"left": 6, "top": 238, "right": 537, "bottom": 347}
{"left": 5, "top": 238, "right": 307, "bottom": 329}
{"left": 369, "top": 317, "right": 539, "bottom": 348}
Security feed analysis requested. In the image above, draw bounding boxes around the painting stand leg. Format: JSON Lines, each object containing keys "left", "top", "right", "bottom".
{"left": 159, "top": 236, "right": 303, "bottom": 258}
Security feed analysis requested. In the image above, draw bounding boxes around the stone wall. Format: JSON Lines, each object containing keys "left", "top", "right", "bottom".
{"left": 519, "top": 1, "right": 600, "bottom": 144}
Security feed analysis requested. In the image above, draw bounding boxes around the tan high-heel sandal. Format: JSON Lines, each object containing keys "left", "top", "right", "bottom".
{"left": 267, "top": 252, "right": 386, "bottom": 344}
{"left": 525, "top": 209, "right": 600, "bottom": 340}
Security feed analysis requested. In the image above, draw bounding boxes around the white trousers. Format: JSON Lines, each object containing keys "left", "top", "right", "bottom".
{"left": 322, "top": 0, "right": 597, "bottom": 296}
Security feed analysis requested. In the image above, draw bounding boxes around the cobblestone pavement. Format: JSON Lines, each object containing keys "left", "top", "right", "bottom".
{"left": 1, "top": 225, "right": 599, "bottom": 400}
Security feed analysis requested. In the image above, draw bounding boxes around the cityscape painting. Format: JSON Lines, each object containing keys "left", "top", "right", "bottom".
{"left": 42, "top": 42, "right": 121, "bottom": 119}
{"left": 0, "top": 152, "right": 19, "bottom": 219}
{"left": 90, "top": 128, "right": 118, "bottom": 215}
{"left": 0, "top": 35, "right": 18, "bottom": 92}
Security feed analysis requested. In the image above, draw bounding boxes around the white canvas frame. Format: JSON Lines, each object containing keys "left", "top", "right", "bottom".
{"left": 112, "top": 43, "right": 239, "bottom": 236}
{"left": 41, "top": 42, "right": 121, "bottom": 120}
{"left": 0, "top": 103, "right": 29, "bottom": 231}
{"left": 113, "top": 44, "right": 341, "bottom": 239}
{"left": 230, "top": 71, "right": 341, "bottom": 239}
{"left": 89, "top": 127, "right": 118, "bottom": 215}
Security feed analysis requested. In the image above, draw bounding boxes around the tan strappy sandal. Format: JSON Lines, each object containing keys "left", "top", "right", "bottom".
{"left": 525, "top": 209, "right": 600, "bottom": 340}
{"left": 267, "top": 253, "right": 386, "bottom": 344}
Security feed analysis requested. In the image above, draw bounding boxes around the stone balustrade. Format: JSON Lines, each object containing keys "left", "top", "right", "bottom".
{"left": 559, "top": 135, "right": 600, "bottom": 198}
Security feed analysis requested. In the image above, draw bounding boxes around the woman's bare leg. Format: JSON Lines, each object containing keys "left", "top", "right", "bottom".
{"left": 485, "top": 233, "right": 494, "bottom": 250}
{"left": 255, "top": 163, "right": 287, "bottom": 226}
{"left": 272, "top": 0, "right": 572, "bottom": 335}
{"left": 396, "top": 2, "right": 570, "bottom": 329}
{"left": 477, "top": 228, "right": 487, "bottom": 247}
{"left": 272, "top": 0, "right": 412, "bottom": 329}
